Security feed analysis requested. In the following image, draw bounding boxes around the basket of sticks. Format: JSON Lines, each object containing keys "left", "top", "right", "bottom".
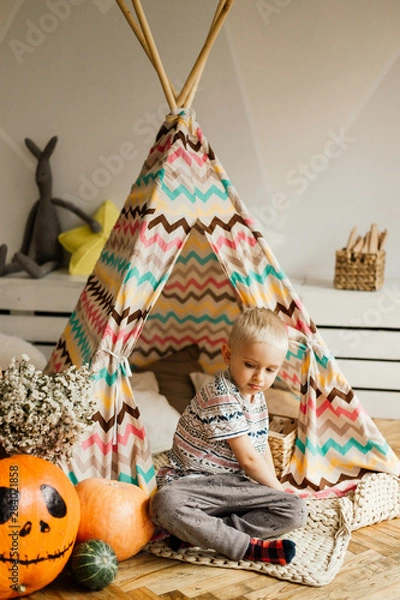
{"left": 334, "top": 224, "right": 387, "bottom": 291}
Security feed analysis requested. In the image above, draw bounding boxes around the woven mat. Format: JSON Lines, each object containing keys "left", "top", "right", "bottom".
{"left": 149, "top": 454, "right": 400, "bottom": 587}
{"left": 350, "top": 472, "right": 400, "bottom": 530}
{"left": 145, "top": 496, "right": 353, "bottom": 587}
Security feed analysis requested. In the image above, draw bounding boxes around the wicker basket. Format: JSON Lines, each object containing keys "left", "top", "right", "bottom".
{"left": 268, "top": 414, "right": 297, "bottom": 478}
{"left": 334, "top": 249, "right": 385, "bottom": 291}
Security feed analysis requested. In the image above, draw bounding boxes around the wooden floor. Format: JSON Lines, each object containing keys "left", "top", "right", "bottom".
{"left": 28, "top": 419, "right": 400, "bottom": 600}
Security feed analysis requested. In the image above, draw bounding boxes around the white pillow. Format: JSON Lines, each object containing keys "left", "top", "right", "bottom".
{"left": 0, "top": 333, "right": 47, "bottom": 371}
{"left": 129, "top": 371, "right": 159, "bottom": 392}
{"left": 132, "top": 388, "right": 180, "bottom": 455}
{"left": 190, "top": 371, "right": 215, "bottom": 392}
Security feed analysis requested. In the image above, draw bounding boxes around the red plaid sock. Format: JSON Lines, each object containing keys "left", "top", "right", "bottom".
{"left": 244, "top": 538, "right": 296, "bottom": 565}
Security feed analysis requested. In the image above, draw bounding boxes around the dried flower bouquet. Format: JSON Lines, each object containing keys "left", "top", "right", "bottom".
{"left": 0, "top": 355, "right": 96, "bottom": 463}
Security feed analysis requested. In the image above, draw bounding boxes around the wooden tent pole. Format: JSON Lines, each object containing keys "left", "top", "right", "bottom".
{"left": 213, "top": 0, "right": 229, "bottom": 27}
{"left": 183, "top": 0, "right": 229, "bottom": 109}
{"left": 115, "top": 0, "right": 151, "bottom": 60}
{"left": 131, "top": 0, "right": 177, "bottom": 110}
{"left": 179, "top": 0, "right": 235, "bottom": 108}
{"left": 115, "top": 0, "right": 178, "bottom": 101}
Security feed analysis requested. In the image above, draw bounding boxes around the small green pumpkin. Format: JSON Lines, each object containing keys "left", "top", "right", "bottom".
{"left": 70, "top": 539, "right": 118, "bottom": 591}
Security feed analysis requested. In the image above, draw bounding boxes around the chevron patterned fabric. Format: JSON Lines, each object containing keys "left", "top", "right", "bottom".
{"left": 47, "top": 108, "right": 400, "bottom": 498}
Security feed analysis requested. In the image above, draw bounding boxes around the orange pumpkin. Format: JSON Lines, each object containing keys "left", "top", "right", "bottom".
{"left": 0, "top": 454, "right": 80, "bottom": 599}
{"left": 74, "top": 478, "right": 154, "bottom": 561}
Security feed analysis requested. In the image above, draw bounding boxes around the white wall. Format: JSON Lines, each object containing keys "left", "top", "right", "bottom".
{"left": 0, "top": 0, "right": 399, "bottom": 282}
{"left": 226, "top": 0, "right": 400, "bottom": 281}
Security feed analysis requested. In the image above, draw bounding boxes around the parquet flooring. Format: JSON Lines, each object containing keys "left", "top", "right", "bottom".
{"left": 27, "top": 419, "right": 400, "bottom": 600}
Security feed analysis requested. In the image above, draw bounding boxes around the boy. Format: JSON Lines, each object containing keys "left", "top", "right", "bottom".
{"left": 150, "top": 307, "right": 307, "bottom": 565}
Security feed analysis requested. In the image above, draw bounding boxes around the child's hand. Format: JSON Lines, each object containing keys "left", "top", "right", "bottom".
{"left": 228, "top": 435, "right": 282, "bottom": 489}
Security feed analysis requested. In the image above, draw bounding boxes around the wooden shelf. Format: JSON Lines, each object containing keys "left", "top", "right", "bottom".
{"left": 293, "top": 277, "right": 400, "bottom": 418}
{"left": 0, "top": 272, "right": 399, "bottom": 418}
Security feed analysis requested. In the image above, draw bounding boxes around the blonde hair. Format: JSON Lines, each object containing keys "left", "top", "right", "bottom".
{"left": 228, "top": 307, "right": 288, "bottom": 354}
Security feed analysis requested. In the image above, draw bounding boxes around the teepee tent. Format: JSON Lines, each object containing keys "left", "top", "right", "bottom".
{"left": 47, "top": 0, "right": 400, "bottom": 500}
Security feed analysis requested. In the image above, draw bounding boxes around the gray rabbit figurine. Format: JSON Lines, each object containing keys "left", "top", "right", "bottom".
{"left": 0, "top": 136, "right": 101, "bottom": 278}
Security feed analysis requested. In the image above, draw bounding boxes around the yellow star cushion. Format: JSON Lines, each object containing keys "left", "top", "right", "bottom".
{"left": 59, "top": 200, "right": 120, "bottom": 275}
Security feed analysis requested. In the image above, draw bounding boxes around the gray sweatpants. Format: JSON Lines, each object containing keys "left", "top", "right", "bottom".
{"left": 150, "top": 473, "right": 308, "bottom": 561}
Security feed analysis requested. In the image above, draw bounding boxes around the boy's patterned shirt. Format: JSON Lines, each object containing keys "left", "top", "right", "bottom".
{"left": 157, "top": 369, "right": 269, "bottom": 487}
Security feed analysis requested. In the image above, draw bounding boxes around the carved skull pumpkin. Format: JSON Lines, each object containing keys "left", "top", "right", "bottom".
{"left": 0, "top": 454, "right": 80, "bottom": 599}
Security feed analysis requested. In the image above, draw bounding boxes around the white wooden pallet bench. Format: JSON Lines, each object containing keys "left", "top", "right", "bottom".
{"left": 299, "top": 277, "right": 400, "bottom": 419}
{"left": 0, "top": 271, "right": 399, "bottom": 418}
{"left": 0, "top": 270, "right": 86, "bottom": 361}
